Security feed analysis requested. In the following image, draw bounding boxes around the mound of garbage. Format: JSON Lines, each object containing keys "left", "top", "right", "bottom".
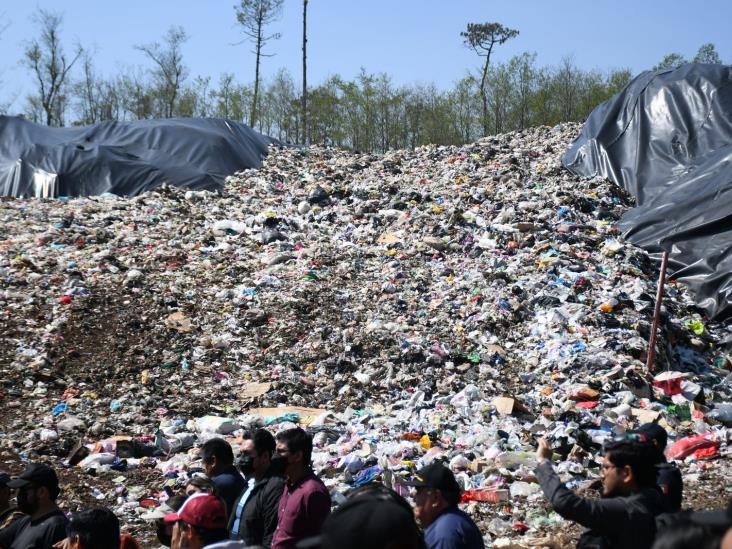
{"left": 1, "top": 123, "right": 731, "bottom": 546}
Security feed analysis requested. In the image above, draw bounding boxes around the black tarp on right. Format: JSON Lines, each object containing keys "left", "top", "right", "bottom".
{"left": 563, "top": 63, "right": 732, "bottom": 320}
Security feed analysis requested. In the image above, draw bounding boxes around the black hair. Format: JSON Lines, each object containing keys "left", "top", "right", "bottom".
{"left": 200, "top": 438, "right": 234, "bottom": 466}
{"left": 276, "top": 427, "right": 313, "bottom": 464}
{"left": 322, "top": 485, "right": 425, "bottom": 549}
{"left": 66, "top": 507, "right": 121, "bottom": 549}
{"left": 245, "top": 428, "right": 276, "bottom": 456}
{"left": 180, "top": 521, "right": 228, "bottom": 546}
{"left": 185, "top": 476, "right": 218, "bottom": 496}
{"left": 651, "top": 520, "right": 723, "bottom": 549}
{"left": 603, "top": 439, "right": 663, "bottom": 488}
{"left": 440, "top": 489, "right": 461, "bottom": 507}
{"left": 348, "top": 483, "right": 414, "bottom": 517}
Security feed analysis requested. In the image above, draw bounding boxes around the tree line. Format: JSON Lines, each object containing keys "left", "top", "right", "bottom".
{"left": 0, "top": 5, "right": 727, "bottom": 152}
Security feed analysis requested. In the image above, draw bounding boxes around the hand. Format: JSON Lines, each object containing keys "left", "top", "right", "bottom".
{"left": 536, "top": 438, "right": 553, "bottom": 462}
{"left": 52, "top": 539, "right": 73, "bottom": 549}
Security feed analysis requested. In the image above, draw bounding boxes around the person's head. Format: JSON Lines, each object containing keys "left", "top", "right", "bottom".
{"left": 184, "top": 475, "right": 217, "bottom": 497}
{"left": 0, "top": 472, "right": 10, "bottom": 509}
{"left": 7, "top": 463, "right": 61, "bottom": 516}
{"left": 275, "top": 428, "right": 313, "bottom": 480}
{"left": 65, "top": 507, "right": 121, "bottom": 549}
{"left": 651, "top": 519, "right": 724, "bottom": 549}
{"left": 407, "top": 462, "right": 461, "bottom": 528}
{"left": 633, "top": 423, "right": 669, "bottom": 452}
{"left": 199, "top": 438, "right": 234, "bottom": 477}
{"left": 150, "top": 495, "right": 186, "bottom": 547}
{"left": 317, "top": 485, "right": 424, "bottom": 549}
{"left": 600, "top": 439, "right": 661, "bottom": 497}
{"left": 164, "top": 494, "right": 228, "bottom": 549}
{"left": 239, "top": 429, "right": 276, "bottom": 480}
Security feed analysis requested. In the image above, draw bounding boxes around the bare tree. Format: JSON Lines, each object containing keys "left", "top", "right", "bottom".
{"left": 234, "top": 0, "right": 283, "bottom": 128}
{"left": 136, "top": 26, "right": 189, "bottom": 118}
{"left": 302, "top": 0, "right": 308, "bottom": 144}
{"left": 23, "top": 9, "right": 82, "bottom": 126}
{"left": 461, "top": 22, "right": 518, "bottom": 136}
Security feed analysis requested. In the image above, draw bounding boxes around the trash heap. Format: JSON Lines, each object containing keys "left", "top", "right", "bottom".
{"left": 2, "top": 123, "right": 732, "bottom": 547}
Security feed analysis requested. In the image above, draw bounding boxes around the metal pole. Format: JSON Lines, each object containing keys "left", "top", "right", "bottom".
{"left": 646, "top": 251, "right": 670, "bottom": 373}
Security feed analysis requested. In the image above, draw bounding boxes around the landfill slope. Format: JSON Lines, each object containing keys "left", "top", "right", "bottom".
{"left": 1, "top": 123, "right": 731, "bottom": 547}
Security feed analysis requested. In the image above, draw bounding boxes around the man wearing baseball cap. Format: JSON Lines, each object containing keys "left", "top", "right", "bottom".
{"left": 0, "top": 463, "right": 68, "bottom": 549}
{"left": 407, "top": 462, "right": 484, "bottom": 549}
{"left": 163, "top": 494, "right": 245, "bottom": 549}
{"left": 632, "top": 422, "right": 683, "bottom": 512}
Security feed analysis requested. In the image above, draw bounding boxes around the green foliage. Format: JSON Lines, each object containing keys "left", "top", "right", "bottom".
{"left": 693, "top": 43, "right": 722, "bottom": 65}
{"left": 653, "top": 52, "right": 687, "bottom": 71}
{"left": 10, "top": 12, "right": 652, "bottom": 149}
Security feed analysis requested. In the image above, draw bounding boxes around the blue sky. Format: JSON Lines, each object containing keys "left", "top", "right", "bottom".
{"left": 1, "top": 0, "right": 731, "bottom": 111}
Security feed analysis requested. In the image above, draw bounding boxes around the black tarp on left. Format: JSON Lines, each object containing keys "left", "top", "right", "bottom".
{"left": 0, "top": 116, "right": 277, "bottom": 198}
{"left": 562, "top": 64, "right": 732, "bottom": 319}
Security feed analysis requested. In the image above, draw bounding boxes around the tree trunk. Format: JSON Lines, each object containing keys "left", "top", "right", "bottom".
{"left": 251, "top": 22, "right": 262, "bottom": 127}
{"left": 479, "top": 46, "right": 494, "bottom": 137}
{"left": 302, "top": 0, "right": 308, "bottom": 145}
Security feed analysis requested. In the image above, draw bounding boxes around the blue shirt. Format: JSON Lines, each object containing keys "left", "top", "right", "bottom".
{"left": 424, "top": 507, "right": 485, "bottom": 549}
{"left": 230, "top": 477, "right": 256, "bottom": 537}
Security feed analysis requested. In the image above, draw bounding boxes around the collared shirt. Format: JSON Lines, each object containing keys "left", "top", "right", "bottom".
{"left": 230, "top": 476, "right": 256, "bottom": 537}
{"left": 270, "top": 471, "right": 331, "bottom": 549}
{"left": 424, "top": 507, "right": 485, "bottom": 549}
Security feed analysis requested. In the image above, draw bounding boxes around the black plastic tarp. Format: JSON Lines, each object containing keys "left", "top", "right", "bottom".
{"left": 563, "top": 63, "right": 732, "bottom": 320}
{"left": 0, "top": 116, "right": 277, "bottom": 198}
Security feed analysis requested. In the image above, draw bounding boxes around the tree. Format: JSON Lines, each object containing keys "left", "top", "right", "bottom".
{"left": 653, "top": 52, "right": 687, "bottom": 71}
{"left": 72, "top": 52, "right": 121, "bottom": 124}
{"left": 301, "top": 0, "right": 308, "bottom": 144}
{"left": 136, "top": 26, "right": 189, "bottom": 118}
{"left": 234, "top": 0, "right": 284, "bottom": 128}
{"left": 694, "top": 43, "right": 721, "bottom": 64}
{"left": 23, "top": 9, "right": 82, "bottom": 126}
{"left": 461, "top": 22, "right": 518, "bottom": 137}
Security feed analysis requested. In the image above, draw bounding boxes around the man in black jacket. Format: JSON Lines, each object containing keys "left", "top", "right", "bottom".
{"left": 632, "top": 423, "right": 683, "bottom": 512}
{"left": 535, "top": 437, "right": 664, "bottom": 549}
{"left": 228, "top": 429, "right": 285, "bottom": 548}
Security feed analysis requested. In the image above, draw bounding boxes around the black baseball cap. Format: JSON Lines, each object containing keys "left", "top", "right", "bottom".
{"left": 299, "top": 496, "right": 423, "bottom": 549}
{"left": 7, "top": 463, "right": 59, "bottom": 492}
{"left": 0, "top": 472, "right": 10, "bottom": 487}
{"left": 405, "top": 462, "right": 461, "bottom": 494}
{"left": 632, "top": 423, "right": 668, "bottom": 449}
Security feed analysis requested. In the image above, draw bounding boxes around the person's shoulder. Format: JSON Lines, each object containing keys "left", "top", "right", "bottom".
{"left": 35, "top": 510, "right": 69, "bottom": 526}
{"left": 302, "top": 472, "right": 328, "bottom": 490}
{"left": 435, "top": 507, "right": 476, "bottom": 528}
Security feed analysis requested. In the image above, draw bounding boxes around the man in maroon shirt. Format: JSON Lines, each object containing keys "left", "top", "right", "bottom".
{"left": 270, "top": 428, "right": 331, "bottom": 549}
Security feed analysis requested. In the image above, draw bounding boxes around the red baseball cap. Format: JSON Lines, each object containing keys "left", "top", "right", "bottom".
{"left": 163, "top": 494, "right": 226, "bottom": 530}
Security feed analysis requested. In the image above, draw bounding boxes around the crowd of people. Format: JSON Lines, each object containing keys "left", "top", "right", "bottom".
{"left": 0, "top": 424, "right": 729, "bottom": 549}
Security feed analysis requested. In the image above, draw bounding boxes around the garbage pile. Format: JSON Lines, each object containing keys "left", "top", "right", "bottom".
{"left": 2, "top": 123, "right": 732, "bottom": 547}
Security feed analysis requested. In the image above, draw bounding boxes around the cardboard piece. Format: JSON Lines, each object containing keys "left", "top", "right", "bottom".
{"left": 631, "top": 408, "right": 661, "bottom": 423}
{"left": 165, "top": 312, "right": 192, "bottom": 332}
{"left": 241, "top": 382, "right": 272, "bottom": 400}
